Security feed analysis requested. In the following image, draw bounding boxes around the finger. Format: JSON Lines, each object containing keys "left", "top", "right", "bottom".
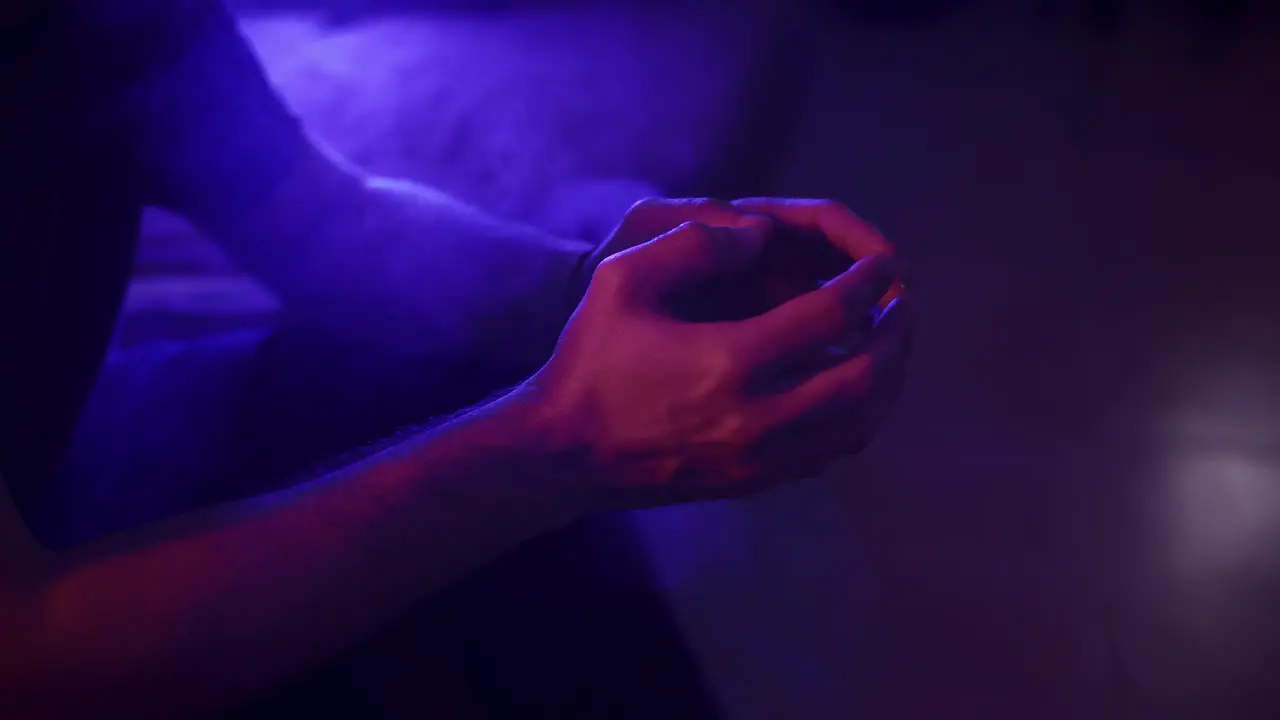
{"left": 795, "top": 338, "right": 912, "bottom": 458}
{"left": 762, "top": 298, "right": 918, "bottom": 472}
{"left": 866, "top": 294, "right": 918, "bottom": 375}
{"left": 737, "top": 254, "right": 901, "bottom": 369}
{"left": 585, "top": 199, "right": 771, "bottom": 287}
{"left": 623, "top": 197, "right": 769, "bottom": 241}
{"left": 767, "top": 295, "right": 918, "bottom": 427}
{"left": 734, "top": 198, "right": 904, "bottom": 307}
{"left": 731, "top": 198, "right": 894, "bottom": 260}
{"left": 761, "top": 224, "right": 859, "bottom": 285}
{"left": 613, "top": 221, "right": 766, "bottom": 302}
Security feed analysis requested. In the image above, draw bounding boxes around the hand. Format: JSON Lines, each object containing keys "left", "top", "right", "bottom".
{"left": 567, "top": 197, "right": 772, "bottom": 308}
{"left": 729, "top": 196, "right": 905, "bottom": 308}
{"left": 570, "top": 196, "right": 904, "bottom": 319}
{"left": 531, "top": 218, "right": 916, "bottom": 509}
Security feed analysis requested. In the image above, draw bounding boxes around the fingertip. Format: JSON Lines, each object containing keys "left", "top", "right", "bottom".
{"left": 879, "top": 279, "right": 908, "bottom": 309}
{"left": 872, "top": 295, "right": 920, "bottom": 352}
{"left": 846, "top": 253, "right": 896, "bottom": 302}
{"left": 883, "top": 293, "right": 919, "bottom": 320}
{"left": 854, "top": 253, "right": 909, "bottom": 308}
{"left": 670, "top": 219, "right": 703, "bottom": 236}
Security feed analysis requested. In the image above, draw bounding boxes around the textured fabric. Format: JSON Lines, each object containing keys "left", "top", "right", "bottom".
{"left": 2, "top": 2, "right": 720, "bottom": 716}
{"left": 2, "top": 1, "right": 146, "bottom": 509}
{"left": 1, "top": 0, "right": 303, "bottom": 512}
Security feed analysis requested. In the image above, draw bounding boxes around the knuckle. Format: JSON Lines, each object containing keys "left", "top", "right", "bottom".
{"left": 670, "top": 220, "right": 716, "bottom": 249}
{"left": 673, "top": 218, "right": 710, "bottom": 235}
{"left": 738, "top": 212, "right": 775, "bottom": 233}
{"left": 679, "top": 197, "right": 729, "bottom": 214}
{"left": 627, "top": 197, "right": 737, "bottom": 225}
{"left": 718, "top": 409, "right": 764, "bottom": 448}
{"left": 625, "top": 196, "right": 670, "bottom": 221}
{"left": 590, "top": 254, "right": 634, "bottom": 294}
{"left": 702, "top": 342, "right": 745, "bottom": 384}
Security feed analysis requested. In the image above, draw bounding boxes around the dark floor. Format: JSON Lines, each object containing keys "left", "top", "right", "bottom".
{"left": 639, "top": 6, "right": 1280, "bottom": 719}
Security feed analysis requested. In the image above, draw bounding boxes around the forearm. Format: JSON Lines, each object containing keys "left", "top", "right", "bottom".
{"left": 228, "top": 151, "right": 593, "bottom": 364}
{"left": 6, "top": 391, "right": 588, "bottom": 718}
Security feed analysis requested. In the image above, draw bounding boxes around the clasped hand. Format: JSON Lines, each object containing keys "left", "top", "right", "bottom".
{"left": 537, "top": 197, "right": 915, "bottom": 509}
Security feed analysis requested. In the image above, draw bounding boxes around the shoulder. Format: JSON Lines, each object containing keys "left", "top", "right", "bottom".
{"left": 58, "top": 0, "right": 237, "bottom": 97}
{"left": 68, "top": 0, "right": 227, "bottom": 44}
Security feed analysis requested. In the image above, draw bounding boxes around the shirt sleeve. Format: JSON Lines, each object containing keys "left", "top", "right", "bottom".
{"left": 109, "top": 0, "right": 312, "bottom": 229}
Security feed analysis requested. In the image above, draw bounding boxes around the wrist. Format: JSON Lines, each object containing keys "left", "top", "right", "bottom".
{"left": 481, "top": 383, "right": 601, "bottom": 519}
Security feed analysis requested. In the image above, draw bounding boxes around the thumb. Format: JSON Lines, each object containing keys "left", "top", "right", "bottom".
{"left": 626, "top": 220, "right": 767, "bottom": 301}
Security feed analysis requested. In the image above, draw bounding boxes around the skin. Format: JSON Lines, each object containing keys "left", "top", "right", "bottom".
{"left": 1, "top": 3, "right": 912, "bottom": 713}
{"left": 0, "top": 194, "right": 914, "bottom": 717}
{"left": 183, "top": 142, "right": 598, "bottom": 371}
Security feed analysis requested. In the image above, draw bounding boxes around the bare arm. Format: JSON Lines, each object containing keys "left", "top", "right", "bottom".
{"left": 127, "top": 1, "right": 593, "bottom": 365}
{"left": 9, "top": 5, "right": 911, "bottom": 714}
{"left": 0, "top": 197, "right": 914, "bottom": 718}
{"left": 205, "top": 145, "right": 593, "bottom": 367}
{"left": 0, "top": 390, "right": 587, "bottom": 718}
